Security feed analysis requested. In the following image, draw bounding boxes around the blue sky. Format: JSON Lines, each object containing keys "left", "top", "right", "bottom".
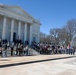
{"left": 0, "top": 0, "right": 76, "bottom": 35}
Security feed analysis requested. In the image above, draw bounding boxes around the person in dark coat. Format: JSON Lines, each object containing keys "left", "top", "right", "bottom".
{"left": 11, "top": 42, "right": 14, "bottom": 56}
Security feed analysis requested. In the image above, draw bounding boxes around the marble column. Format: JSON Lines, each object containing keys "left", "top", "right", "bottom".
{"left": 24, "top": 23, "right": 27, "bottom": 43}
{"left": 10, "top": 19, "right": 14, "bottom": 42}
{"left": 18, "top": 21, "right": 21, "bottom": 39}
{"left": 2, "top": 16, "right": 7, "bottom": 40}
{"left": 38, "top": 26, "right": 40, "bottom": 43}
{"left": 29, "top": 25, "right": 33, "bottom": 45}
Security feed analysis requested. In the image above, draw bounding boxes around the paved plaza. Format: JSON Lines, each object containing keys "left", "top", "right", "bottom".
{"left": 0, "top": 54, "right": 76, "bottom": 75}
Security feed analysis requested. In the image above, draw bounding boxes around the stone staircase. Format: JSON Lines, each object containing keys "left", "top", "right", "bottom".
{"left": 0, "top": 48, "right": 41, "bottom": 57}
{"left": 28, "top": 48, "right": 41, "bottom": 56}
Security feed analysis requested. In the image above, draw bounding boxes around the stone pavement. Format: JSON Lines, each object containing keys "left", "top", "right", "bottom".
{"left": 0, "top": 54, "right": 76, "bottom": 68}
{"left": 0, "top": 54, "right": 76, "bottom": 75}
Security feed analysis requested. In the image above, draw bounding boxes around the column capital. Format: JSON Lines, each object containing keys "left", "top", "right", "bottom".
{"left": 19, "top": 20, "right": 21, "bottom": 24}
{"left": 11, "top": 18, "right": 14, "bottom": 20}
{"left": 30, "top": 23, "right": 33, "bottom": 25}
{"left": 25, "top": 22, "right": 27, "bottom": 24}
{"left": 3, "top": 16, "right": 7, "bottom": 18}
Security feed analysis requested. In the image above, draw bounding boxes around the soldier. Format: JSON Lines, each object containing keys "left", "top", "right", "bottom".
{"left": 25, "top": 45, "right": 29, "bottom": 56}
{"left": 2, "top": 43, "right": 7, "bottom": 57}
{"left": 11, "top": 42, "right": 14, "bottom": 56}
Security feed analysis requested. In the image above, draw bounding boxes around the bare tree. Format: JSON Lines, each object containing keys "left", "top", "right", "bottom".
{"left": 46, "top": 35, "right": 55, "bottom": 44}
{"left": 49, "top": 19, "right": 76, "bottom": 46}
{"left": 50, "top": 28, "right": 60, "bottom": 45}
{"left": 65, "top": 19, "right": 76, "bottom": 44}
{"left": 58, "top": 27, "right": 69, "bottom": 46}
{"left": 40, "top": 32, "right": 47, "bottom": 43}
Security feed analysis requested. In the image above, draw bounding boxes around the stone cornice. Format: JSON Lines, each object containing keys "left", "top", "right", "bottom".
{"left": 33, "top": 20, "right": 41, "bottom": 25}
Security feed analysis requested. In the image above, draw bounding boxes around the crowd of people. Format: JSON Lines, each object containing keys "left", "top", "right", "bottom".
{"left": 31, "top": 42, "right": 76, "bottom": 55}
{"left": 0, "top": 39, "right": 76, "bottom": 57}
{"left": 0, "top": 39, "right": 29, "bottom": 57}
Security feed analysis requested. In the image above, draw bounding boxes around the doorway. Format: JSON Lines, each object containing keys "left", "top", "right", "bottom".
{"left": 33, "top": 37, "right": 36, "bottom": 42}
{"left": 13, "top": 32, "right": 16, "bottom": 42}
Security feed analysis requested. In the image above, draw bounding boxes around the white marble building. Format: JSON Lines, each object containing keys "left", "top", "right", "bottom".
{"left": 0, "top": 4, "right": 41, "bottom": 45}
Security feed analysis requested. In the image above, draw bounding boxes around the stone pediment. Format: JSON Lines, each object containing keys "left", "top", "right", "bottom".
{"left": 0, "top": 4, "right": 41, "bottom": 24}
{"left": 7, "top": 6, "right": 34, "bottom": 20}
{"left": 0, "top": 4, "right": 34, "bottom": 20}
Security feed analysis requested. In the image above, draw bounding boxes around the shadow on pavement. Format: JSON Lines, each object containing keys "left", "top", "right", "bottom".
{"left": 0, "top": 56, "right": 76, "bottom": 68}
